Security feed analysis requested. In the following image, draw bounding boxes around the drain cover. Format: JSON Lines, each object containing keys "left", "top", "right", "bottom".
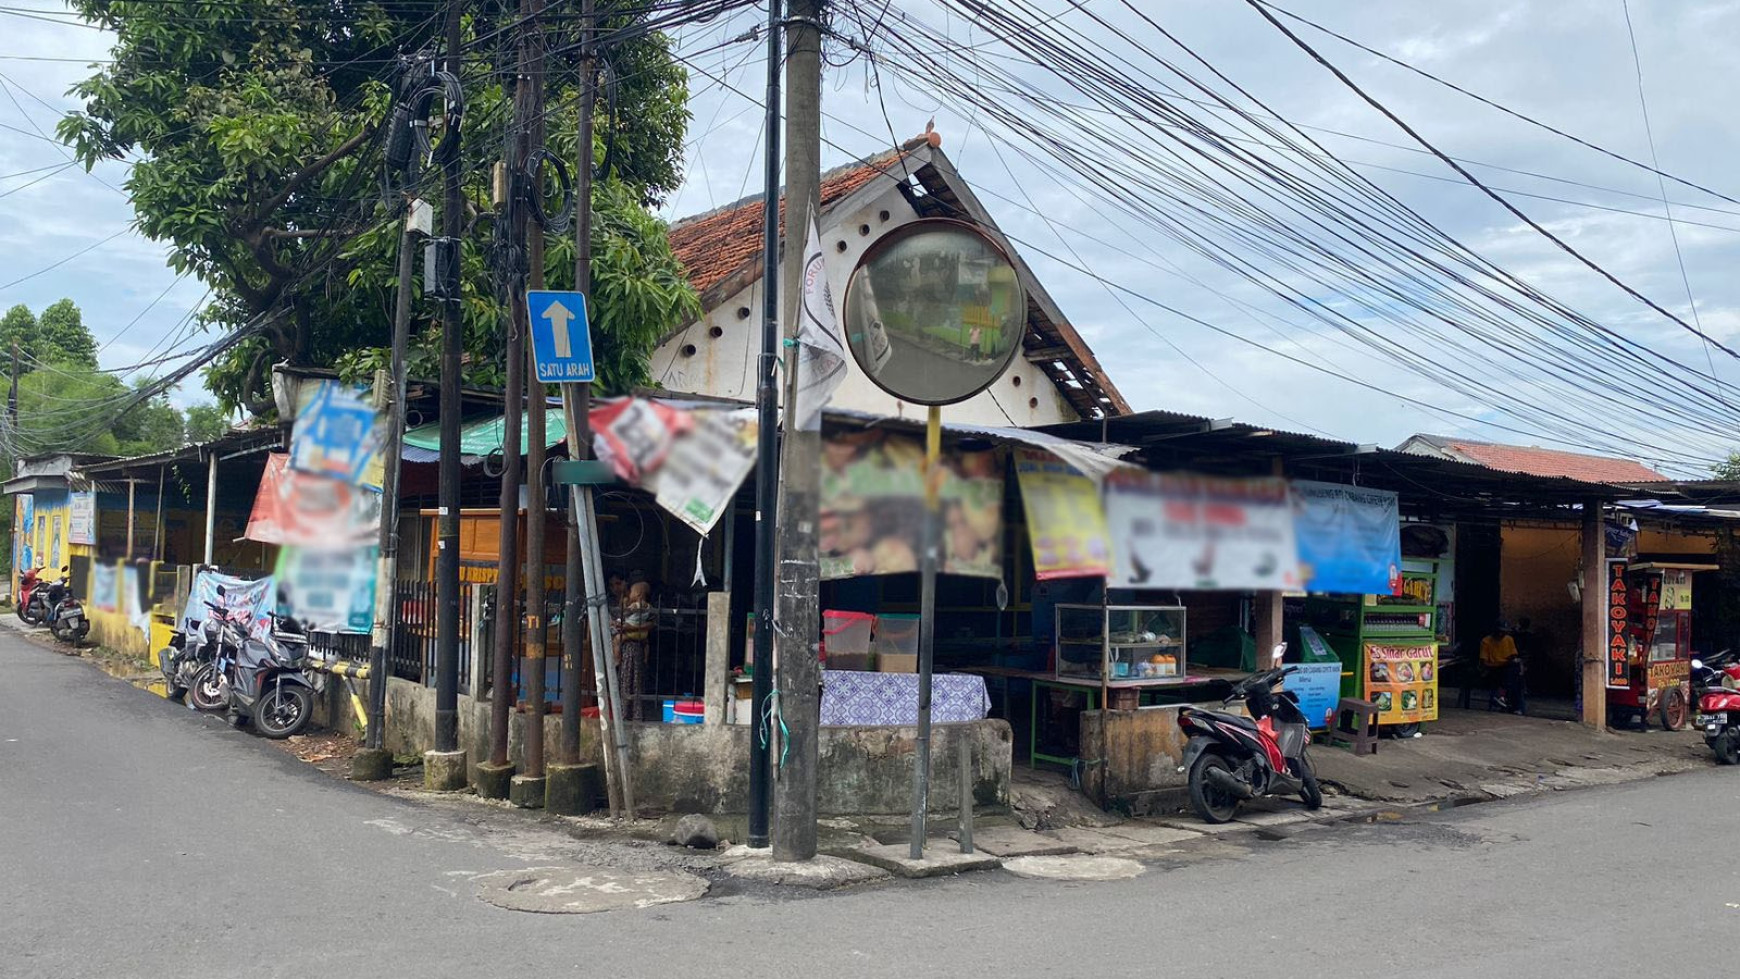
{"left": 474, "top": 866, "right": 709, "bottom": 914}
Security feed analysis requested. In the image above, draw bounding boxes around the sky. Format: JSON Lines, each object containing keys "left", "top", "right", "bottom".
{"left": 4, "top": 0, "right": 1740, "bottom": 474}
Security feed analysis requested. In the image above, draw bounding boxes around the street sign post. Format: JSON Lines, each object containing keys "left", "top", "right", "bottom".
{"left": 526, "top": 290, "right": 594, "bottom": 382}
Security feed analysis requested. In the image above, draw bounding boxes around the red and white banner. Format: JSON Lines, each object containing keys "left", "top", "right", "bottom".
{"left": 245, "top": 453, "right": 381, "bottom": 547}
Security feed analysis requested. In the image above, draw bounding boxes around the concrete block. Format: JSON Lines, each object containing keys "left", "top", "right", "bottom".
{"left": 1096, "top": 823, "right": 1205, "bottom": 846}
{"left": 719, "top": 846, "right": 890, "bottom": 889}
{"left": 474, "top": 760, "right": 513, "bottom": 800}
{"left": 1234, "top": 808, "right": 1313, "bottom": 828}
{"left": 349, "top": 747, "right": 392, "bottom": 782}
{"left": 847, "top": 843, "right": 1001, "bottom": 878}
{"left": 960, "top": 825, "right": 1079, "bottom": 858}
{"left": 423, "top": 749, "right": 468, "bottom": 792}
{"left": 509, "top": 774, "right": 547, "bottom": 809}
{"left": 1003, "top": 854, "right": 1146, "bottom": 881}
{"left": 1044, "top": 827, "right": 1147, "bottom": 854}
{"left": 545, "top": 762, "right": 602, "bottom": 815}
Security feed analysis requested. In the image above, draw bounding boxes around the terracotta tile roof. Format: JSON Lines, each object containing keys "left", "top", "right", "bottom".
{"left": 667, "top": 147, "right": 906, "bottom": 296}
{"left": 1440, "top": 439, "right": 1668, "bottom": 483}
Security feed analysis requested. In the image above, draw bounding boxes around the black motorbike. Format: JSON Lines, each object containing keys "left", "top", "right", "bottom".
{"left": 1178, "top": 650, "right": 1323, "bottom": 824}
{"left": 209, "top": 593, "right": 317, "bottom": 739}
{"left": 42, "top": 575, "right": 89, "bottom": 645}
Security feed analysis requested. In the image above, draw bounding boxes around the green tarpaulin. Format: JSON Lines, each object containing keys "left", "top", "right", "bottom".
{"left": 402, "top": 412, "right": 569, "bottom": 459}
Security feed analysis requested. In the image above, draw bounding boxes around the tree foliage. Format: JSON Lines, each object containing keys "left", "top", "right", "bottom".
{"left": 60, "top": 1, "right": 699, "bottom": 413}
{"left": 0, "top": 301, "right": 99, "bottom": 371}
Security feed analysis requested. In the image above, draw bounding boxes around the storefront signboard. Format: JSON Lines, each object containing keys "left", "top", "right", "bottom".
{"left": 276, "top": 545, "right": 377, "bottom": 635}
{"left": 1013, "top": 448, "right": 1110, "bottom": 580}
{"left": 246, "top": 453, "right": 381, "bottom": 546}
{"left": 1289, "top": 480, "right": 1401, "bottom": 595}
{"left": 68, "top": 490, "right": 95, "bottom": 546}
{"left": 1284, "top": 660, "right": 1342, "bottom": 730}
{"left": 1364, "top": 643, "right": 1438, "bottom": 724}
{"left": 289, "top": 379, "right": 387, "bottom": 489}
{"left": 1104, "top": 471, "right": 1301, "bottom": 591}
{"left": 1606, "top": 561, "right": 1630, "bottom": 689}
{"left": 819, "top": 430, "right": 1003, "bottom": 580}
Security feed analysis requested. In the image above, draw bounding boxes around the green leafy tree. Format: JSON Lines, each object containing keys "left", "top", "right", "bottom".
{"left": 13, "top": 368, "right": 191, "bottom": 458}
{"left": 60, "top": 2, "right": 699, "bottom": 414}
{"left": 0, "top": 300, "right": 99, "bottom": 370}
{"left": 1715, "top": 452, "right": 1740, "bottom": 481}
{"left": 184, "top": 403, "right": 230, "bottom": 443}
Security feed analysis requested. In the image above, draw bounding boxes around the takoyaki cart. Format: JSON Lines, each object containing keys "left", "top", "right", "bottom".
{"left": 1605, "top": 561, "right": 1713, "bottom": 730}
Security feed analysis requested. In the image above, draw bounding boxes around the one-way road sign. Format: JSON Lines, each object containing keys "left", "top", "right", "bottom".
{"left": 527, "top": 290, "right": 594, "bottom": 382}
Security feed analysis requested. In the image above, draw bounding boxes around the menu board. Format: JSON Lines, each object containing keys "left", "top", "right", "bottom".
{"left": 1364, "top": 643, "right": 1438, "bottom": 725}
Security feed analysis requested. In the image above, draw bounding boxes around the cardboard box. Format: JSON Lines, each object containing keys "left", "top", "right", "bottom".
{"left": 878, "top": 652, "right": 919, "bottom": 673}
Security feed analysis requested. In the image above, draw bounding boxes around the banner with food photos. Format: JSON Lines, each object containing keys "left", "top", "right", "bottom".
{"left": 819, "top": 429, "right": 1003, "bottom": 580}
{"left": 1364, "top": 643, "right": 1439, "bottom": 725}
{"left": 1013, "top": 448, "right": 1110, "bottom": 580}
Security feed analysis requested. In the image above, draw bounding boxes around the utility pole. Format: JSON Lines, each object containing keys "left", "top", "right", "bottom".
{"left": 479, "top": 0, "right": 532, "bottom": 801}
{"left": 427, "top": 0, "right": 468, "bottom": 791}
{"left": 746, "top": 0, "right": 784, "bottom": 850}
{"left": 513, "top": 0, "right": 550, "bottom": 808}
{"left": 549, "top": 0, "right": 596, "bottom": 813}
{"left": 8, "top": 339, "right": 18, "bottom": 483}
{"left": 772, "top": 0, "right": 823, "bottom": 863}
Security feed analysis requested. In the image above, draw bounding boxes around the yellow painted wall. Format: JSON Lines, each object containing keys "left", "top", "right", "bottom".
{"left": 29, "top": 494, "right": 72, "bottom": 579}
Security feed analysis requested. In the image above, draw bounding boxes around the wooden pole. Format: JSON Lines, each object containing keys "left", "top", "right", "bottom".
{"left": 1581, "top": 499, "right": 1608, "bottom": 728}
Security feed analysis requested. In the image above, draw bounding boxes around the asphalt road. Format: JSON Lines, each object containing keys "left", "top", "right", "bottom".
{"left": 5, "top": 627, "right": 1738, "bottom": 979}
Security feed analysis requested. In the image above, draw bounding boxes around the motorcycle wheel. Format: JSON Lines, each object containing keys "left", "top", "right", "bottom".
{"left": 1660, "top": 687, "right": 1690, "bottom": 732}
{"left": 1187, "top": 750, "right": 1242, "bottom": 824}
{"left": 253, "top": 684, "right": 313, "bottom": 739}
{"left": 1296, "top": 753, "right": 1324, "bottom": 810}
{"left": 1712, "top": 733, "right": 1739, "bottom": 766}
{"left": 187, "top": 666, "right": 227, "bottom": 712}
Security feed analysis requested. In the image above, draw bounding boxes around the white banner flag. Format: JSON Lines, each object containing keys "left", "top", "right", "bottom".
{"left": 790, "top": 219, "right": 848, "bottom": 431}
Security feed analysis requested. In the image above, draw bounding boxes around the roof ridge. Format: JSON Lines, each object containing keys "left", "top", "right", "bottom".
{"left": 667, "top": 144, "right": 911, "bottom": 231}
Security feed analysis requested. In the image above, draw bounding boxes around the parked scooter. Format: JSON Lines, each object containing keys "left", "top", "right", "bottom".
{"left": 15, "top": 566, "right": 49, "bottom": 625}
{"left": 36, "top": 571, "right": 89, "bottom": 645}
{"left": 160, "top": 617, "right": 219, "bottom": 704}
{"left": 1692, "top": 649, "right": 1740, "bottom": 765}
{"left": 1178, "top": 646, "right": 1323, "bottom": 823}
{"left": 208, "top": 589, "right": 318, "bottom": 739}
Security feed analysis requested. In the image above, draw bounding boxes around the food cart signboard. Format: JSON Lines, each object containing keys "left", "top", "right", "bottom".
{"left": 1013, "top": 448, "right": 1111, "bottom": 580}
{"left": 819, "top": 430, "right": 1003, "bottom": 580}
{"left": 1364, "top": 643, "right": 1438, "bottom": 724}
{"left": 1606, "top": 561, "right": 1630, "bottom": 689}
{"left": 1661, "top": 568, "right": 1693, "bottom": 611}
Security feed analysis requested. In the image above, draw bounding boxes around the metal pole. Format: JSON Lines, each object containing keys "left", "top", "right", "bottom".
{"left": 747, "top": 0, "right": 783, "bottom": 852}
{"left": 909, "top": 404, "right": 942, "bottom": 860}
{"left": 203, "top": 450, "right": 217, "bottom": 566}
{"left": 432, "top": 0, "right": 465, "bottom": 755}
{"left": 957, "top": 733, "right": 974, "bottom": 855}
{"left": 521, "top": 0, "right": 549, "bottom": 785}
{"left": 152, "top": 465, "right": 164, "bottom": 561}
{"left": 125, "top": 479, "right": 136, "bottom": 561}
{"left": 771, "top": 0, "right": 823, "bottom": 863}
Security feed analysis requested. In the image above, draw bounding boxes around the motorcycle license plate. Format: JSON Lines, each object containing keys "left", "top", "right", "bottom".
{"left": 1697, "top": 715, "right": 1722, "bottom": 732}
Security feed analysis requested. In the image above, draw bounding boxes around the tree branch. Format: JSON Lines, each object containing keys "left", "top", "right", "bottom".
{"left": 245, "top": 122, "right": 376, "bottom": 232}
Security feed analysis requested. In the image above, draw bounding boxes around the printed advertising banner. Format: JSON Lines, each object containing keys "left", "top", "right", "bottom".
{"left": 820, "top": 430, "right": 1003, "bottom": 580}
{"left": 277, "top": 545, "right": 377, "bottom": 635}
{"left": 1290, "top": 480, "right": 1401, "bottom": 595}
{"left": 90, "top": 562, "right": 120, "bottom": 612}
{"left": 68, "top": 491, "right": 95, "bottom": 546}
{"left": 1104, "top": 471, "right": 1300, "bottom": 591}
{"left": 1013, "top": 448, "right": 1111, "bottom": 580}
{"left": 1365, "top": 643, "right": 1439, "bottom": 724}
{"left": 290, "top": 380, "right": 388, "bottom": 489}
{"left": 246, "top": 453, "right": 381, "bottom": 546}
{"left": 182, "top": 570, "right": 276, "bottom": 654}
{"left": 641, "top": 408, "right": 759, "bottom": 536}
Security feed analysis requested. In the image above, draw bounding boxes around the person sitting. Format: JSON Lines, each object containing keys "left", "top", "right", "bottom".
{"left": 1479, "top": 619, "right": 1526, "bottom": 714}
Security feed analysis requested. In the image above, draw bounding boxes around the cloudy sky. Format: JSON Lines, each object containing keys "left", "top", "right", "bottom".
{"left": 5, "top": 1, "right": 1739, "bottom": 473}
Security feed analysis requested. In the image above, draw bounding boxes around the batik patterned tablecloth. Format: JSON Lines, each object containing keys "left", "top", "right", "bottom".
{"left": 819, "top": 669, "right": 991, "bottom": 726}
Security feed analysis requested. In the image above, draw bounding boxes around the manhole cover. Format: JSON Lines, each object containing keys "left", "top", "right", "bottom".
{"left": 474, "top": 866, "right": 709, "bottom": 914}
{"left": 1002, "top": 855, "right": 1145, "bottom": 882}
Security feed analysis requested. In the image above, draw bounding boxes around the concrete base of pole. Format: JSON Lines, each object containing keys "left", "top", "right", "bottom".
{"left": 545, "top": 762, "right": 602, "bottom": 815}
{"left": 509, "top": 774, "right": 547, "bottom": 809}
{"left": 349, "top": 747, "right": 393, "bottom": 782}
{"left": 423, "top": 750, "right": 468, "bottom": 792}
{"left": 474, "top": 760, "right": 514, "bottom": 800}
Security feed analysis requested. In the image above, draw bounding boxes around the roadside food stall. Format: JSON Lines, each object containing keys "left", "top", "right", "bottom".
{"left": 1606, "top": 561, "right": 1712, "bottom": 730}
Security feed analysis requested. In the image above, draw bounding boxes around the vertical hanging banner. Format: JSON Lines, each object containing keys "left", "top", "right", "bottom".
{"left": 90, "top": 561, "right": 121, "bottom": 613}
{"left": 246, "top": 453, "right": 381, "bottom": 546}
{"left": 1289, "top": 480, "right": 1401, "bottom": 595}
{"left": 289, "top": 379, "right": 388, "bottom": 489}
{"left": 276, "top": 545, "right": 378, "bottom": 635}
{"left": 1104, "top": 471, "right": 1301, "bottom": 591}
{"left": 15, "top": 495, "right": 32, "bottom": 578}
{"left": 819, "top": 430, "right": 1003, "bottom": 580}
{"left": 640, "top": 408, "right": 759, "bottom": 535}
{"left": 1013, "top": 448, "right": 1111, "bottom": 580}
{"left": 68, "top": 491, "right": 95, "bottom": 546}
{"left": 1607, "top": 562, "right": 1631, "bottom": 689}
{"left": 789, "top": 219, "right": 848, "bottom": 431}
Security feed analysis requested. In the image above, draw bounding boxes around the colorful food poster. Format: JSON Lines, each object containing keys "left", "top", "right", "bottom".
{"left": 1104, "top": 471, "right": 1301, "bottom": 591}
{"left": 819, "top": 429, "right": 1003, "bottom": 580}
{"left": 1364, "top": 643, "right": 1438, "bottom": 724}
{"left": 1607, "top": 561, "right": 1631, "bottom": 689}
{"left": 1013, "top": 448, "right": 1110, "bottom": 580}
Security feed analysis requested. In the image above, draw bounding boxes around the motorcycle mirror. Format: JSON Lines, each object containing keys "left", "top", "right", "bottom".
{"left": 216, "top": 584, "right": 227, "bottom": 597}
{"left": 1693, "top": 658, "right": 1705, "bottom": 670}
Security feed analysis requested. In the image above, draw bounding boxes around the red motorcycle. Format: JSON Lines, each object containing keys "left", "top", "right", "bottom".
{"left": 15, "top": 566, "right": 59, "bottom": 626}
{"left": 1178, "top": 649, "right": 1323, "bottom": 823}
{"left": 1693, "top": 649, "right": 1740, "bottom": 765}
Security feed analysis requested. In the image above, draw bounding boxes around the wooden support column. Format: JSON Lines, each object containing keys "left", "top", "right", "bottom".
{"left": 703, "top": 591, "right": 730, "bottom": 724}
{"left": 1254, "top": 591, "right": 1284, "bottom": 666}
{"left": 1581, "top": 499, "right": 1607, "bottom": 729}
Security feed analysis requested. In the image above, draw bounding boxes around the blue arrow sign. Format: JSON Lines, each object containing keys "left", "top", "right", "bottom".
{"left": 526, "top": 290, "right": 594, "bottom": 383}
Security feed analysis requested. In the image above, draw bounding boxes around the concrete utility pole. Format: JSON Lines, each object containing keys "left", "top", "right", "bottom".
{"left": 746, "top": 0, "right": 784, "bottom": 853}
{"left": 772, "top": 0, "right": 824, "bottom": 864}
{"left": 427, "top": 0, "right": 468, "bottom": 790}
{"left": 514, "top": 0, "right": 550, "bottom": 809}
{"left": 479, "top": 1, "right": 534, "bottom": 801}
{"left": 548, "top": 0, "right": 601, "bottom": 817}
{"left": 1582, "top": 499, "right": 1608, "bottom": 729}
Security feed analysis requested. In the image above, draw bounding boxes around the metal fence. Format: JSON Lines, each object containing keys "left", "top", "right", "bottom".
{"left": 388, "top": 579, "right": 475, "bottom": 695}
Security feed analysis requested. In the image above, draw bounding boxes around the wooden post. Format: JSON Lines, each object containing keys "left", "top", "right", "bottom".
{"left": 703, "top": 591, "right": 730, "bottom": 724}
{"left": 202, "top": 451, "right": 217, "bottom": 566}
{"left": 1253, "top": 591, "right": 1283, "bottom": 665}
{"left": 1581, "top": 499, "right": 1607, "bottom": 728}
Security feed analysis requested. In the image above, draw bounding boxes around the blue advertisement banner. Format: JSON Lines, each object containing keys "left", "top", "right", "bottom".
{"left": 1285, "top": 660, "right": 1343, "bottom": 730}
{"left": 1291, "top": 479, "right": 1401, "bottom": 595}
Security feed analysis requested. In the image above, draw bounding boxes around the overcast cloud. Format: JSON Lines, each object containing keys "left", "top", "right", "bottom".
{"left": 4, "top": 1, "right": 1738, "bottom": 472}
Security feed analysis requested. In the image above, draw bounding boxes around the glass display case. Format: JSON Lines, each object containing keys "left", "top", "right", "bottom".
{"left": 1054, "top": 604, "right": 1186, "bottom": 682}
